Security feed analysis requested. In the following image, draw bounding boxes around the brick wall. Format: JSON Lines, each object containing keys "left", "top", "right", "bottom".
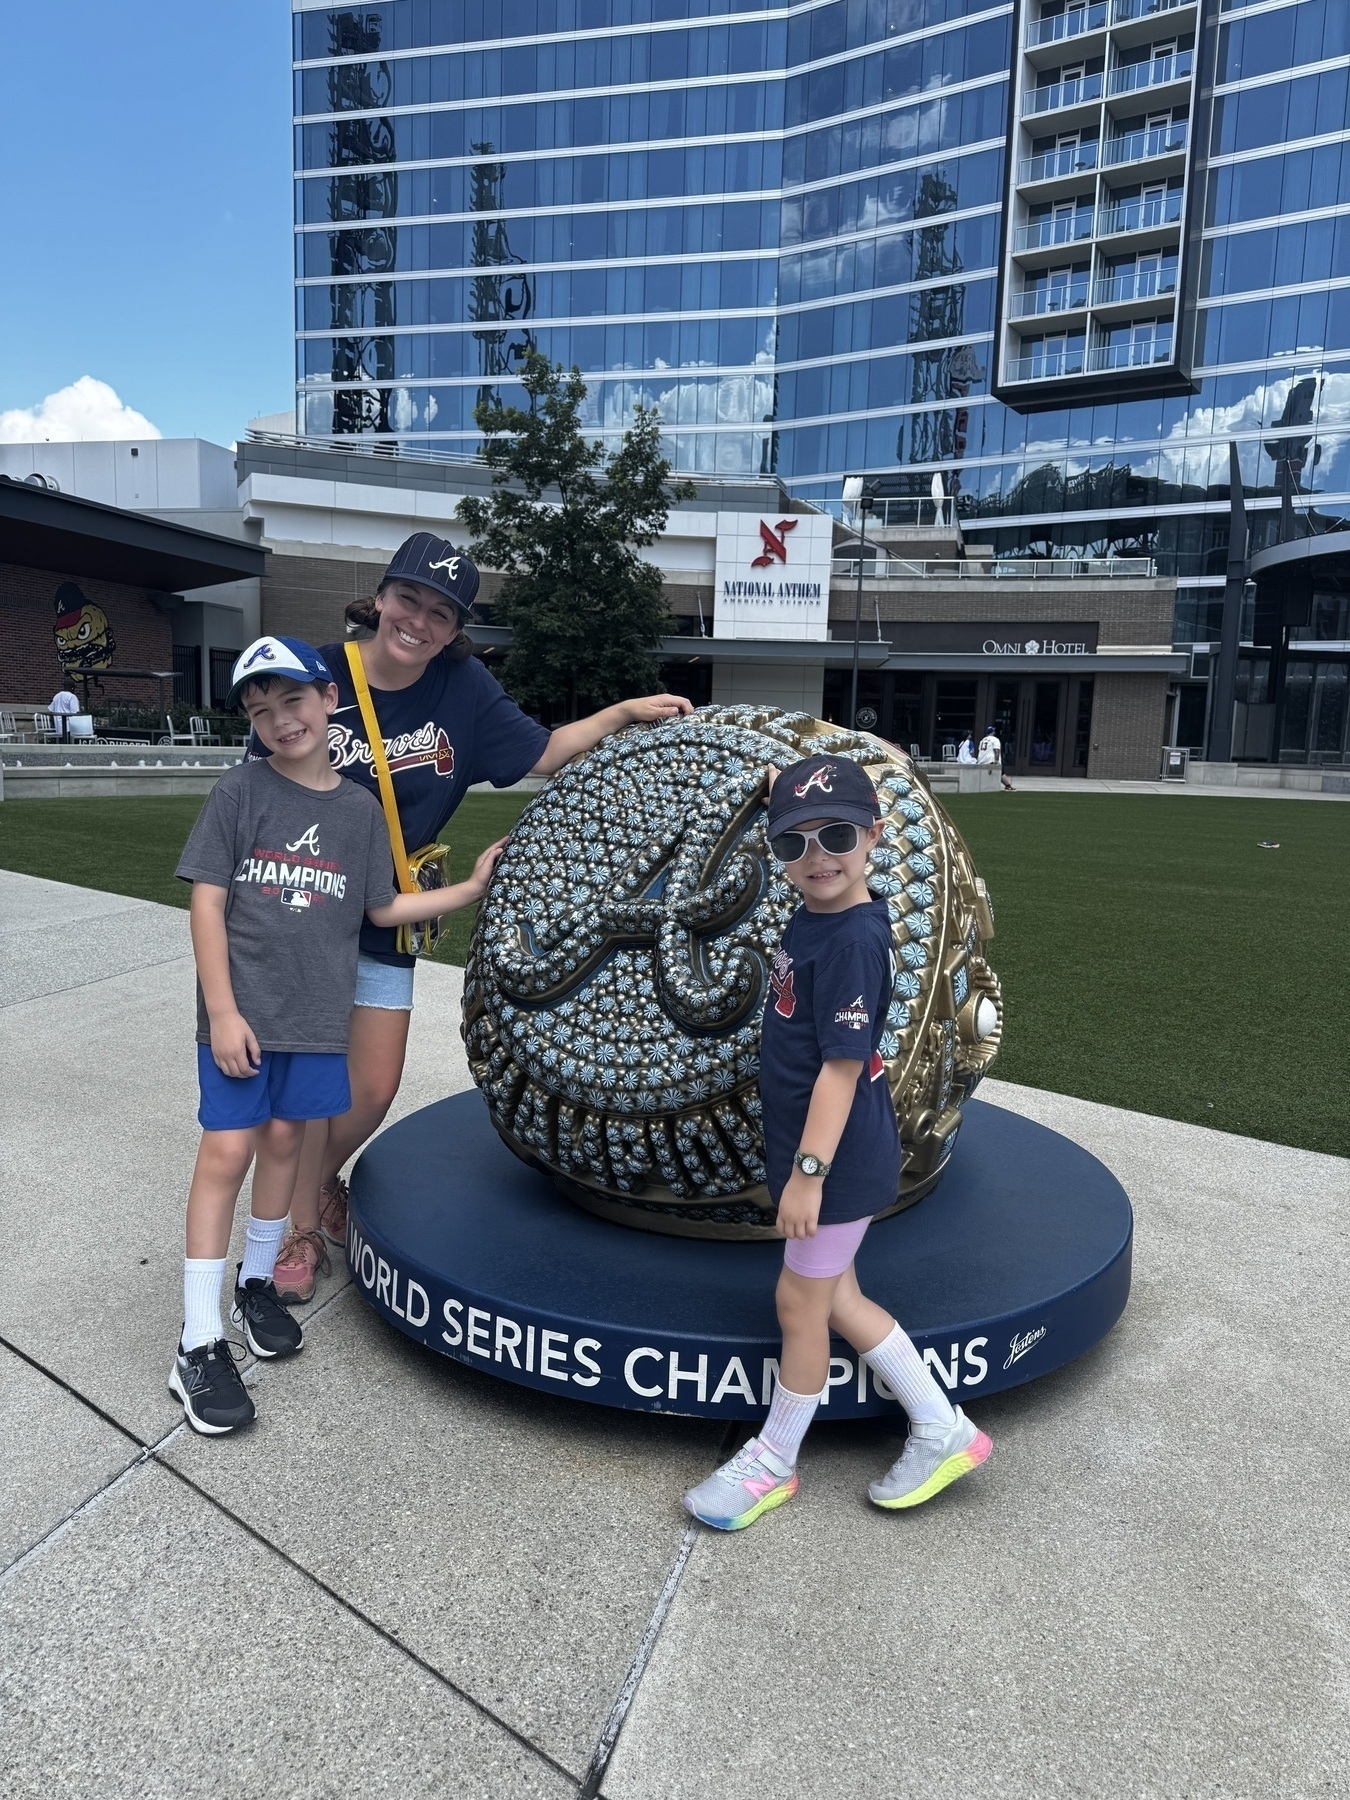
{"left": 1087, "top": 673, "right": 1168, "bottom": 780}
{"left": 830, "top": 579, "right": 1175, "bottom": 646}
{"left": 0, "top": 562, "right": 174, "bottom": 709}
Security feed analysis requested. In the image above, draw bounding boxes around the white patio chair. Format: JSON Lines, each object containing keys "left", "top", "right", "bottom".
{"left": 190, "top": 715, "right": 220, "bottom": 745}
{"left": 162, "top": 715, "right": 196, "bottom": 746}
{"left": 0, "top": 710, "right": 18, "bottom": 742}
{"left": 32, "top": 711, "right": 62, "bottom": 743}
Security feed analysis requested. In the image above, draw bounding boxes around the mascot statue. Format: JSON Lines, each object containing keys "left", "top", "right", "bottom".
{"left": 464, "top": 705, "right": 1002, "bottom": 1239}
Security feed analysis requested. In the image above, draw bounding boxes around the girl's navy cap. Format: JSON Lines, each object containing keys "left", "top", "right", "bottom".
{"left": 767, "top": 754, "right": 881, "bottom": 835}
{"left": 383, "top": 532, "right": 480, "bottom": 615}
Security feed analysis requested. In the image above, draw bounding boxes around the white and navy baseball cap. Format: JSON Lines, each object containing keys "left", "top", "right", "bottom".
{"left": 767, "top": 754, "right": 882, "bottom": 836}
{"left": 226, "top": 636, "right": 335, "bottom": 709}
{"left": 381, "top": 532, "right": 480, "bottom": 615}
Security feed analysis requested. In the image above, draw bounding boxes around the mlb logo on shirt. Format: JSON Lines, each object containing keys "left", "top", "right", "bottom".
{"left": 280, "top": 890, "right": 312, "bottom": 911}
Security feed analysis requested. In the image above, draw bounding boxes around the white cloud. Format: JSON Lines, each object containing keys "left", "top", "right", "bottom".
{"left": 0, "top": 377, "right": 162, "bottom": 444}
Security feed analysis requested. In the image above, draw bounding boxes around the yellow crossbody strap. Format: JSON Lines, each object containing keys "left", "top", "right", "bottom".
{"left": 344, "top": 640, "right": 416, "bottom": 895}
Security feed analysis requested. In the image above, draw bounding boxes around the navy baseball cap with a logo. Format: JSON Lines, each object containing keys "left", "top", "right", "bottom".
{"left": 381, "top": 532, "right": 480, "bottom": 616}
{"left": 767, "top": 754, "right": 882, "bottom": 836}
{"left": 226, "top": 636, "right": 335, "bottom": 709}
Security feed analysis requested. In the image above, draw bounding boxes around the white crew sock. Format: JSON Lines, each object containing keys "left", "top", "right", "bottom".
{"left": 239, "top": 1215, "right": 287, "bottom": 1288}
{"left": 759, "top": 1379, "right": 824, "bottom": 1468}
{"left": 182, "top": 1258, "right": 226, "bottom": 1352}
{"left": 863, "top": 1323, "right": 956, "bottom": 1429}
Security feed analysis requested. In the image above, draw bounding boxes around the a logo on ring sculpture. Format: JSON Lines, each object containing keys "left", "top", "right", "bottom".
{"left": 1004, "top": 1324, "right": 1048, "bottom": 1370}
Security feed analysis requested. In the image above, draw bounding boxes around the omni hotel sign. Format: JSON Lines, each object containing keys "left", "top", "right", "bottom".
{"left": 888, "top": 621, "right": 1102, "bottom": 657}
{"left": 713, "top": 511, "right": 835, "bottom": 641}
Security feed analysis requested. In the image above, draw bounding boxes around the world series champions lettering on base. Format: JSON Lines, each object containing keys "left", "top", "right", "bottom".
{"left": 345, "top": 704, "right": 1134, "bottom": 1417}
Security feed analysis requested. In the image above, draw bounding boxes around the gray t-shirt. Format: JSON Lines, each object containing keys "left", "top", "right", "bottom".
{"left": 176, "top": 760, "right": 396, "bottom": 1054}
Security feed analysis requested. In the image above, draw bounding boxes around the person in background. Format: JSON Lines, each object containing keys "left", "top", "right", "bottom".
{"left": 268, "top": 531, "right": 694, "bottom": 1302}
{"left": 49, "top": 681, "right": 81, "bottom": 740}
{"left": 978, "top": 723, "right": 1015, "bottom": 791}
{"left": 956, "top": 732, "right": 976, "bottom": 765}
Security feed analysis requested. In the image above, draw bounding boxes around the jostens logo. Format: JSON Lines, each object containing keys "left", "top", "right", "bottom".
{"left": 1003, "top": 1324, "right": 1048, "bottom": 1369}
{"left": 751, "top": 518, "right": 797, "bottom": 568}
{"left": 793, "top": 763, "right": 836, "bottom": 799}
{"left": 286, "top": 824, "right": 322, "bottom": 856}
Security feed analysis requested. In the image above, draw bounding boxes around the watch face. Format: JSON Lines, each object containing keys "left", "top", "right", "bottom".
{"left": 800, "top": 1155, "right": 821, "bottom": 1175}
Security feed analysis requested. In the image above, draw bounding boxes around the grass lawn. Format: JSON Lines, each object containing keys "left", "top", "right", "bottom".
{"left": 3, "top": 790, "right": 1345, "bottom": 1158}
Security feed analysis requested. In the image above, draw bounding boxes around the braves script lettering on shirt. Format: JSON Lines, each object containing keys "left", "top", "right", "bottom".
{"left": 328, "top": 718, "right": 456, "bottom": 778}
{"left": 770, "top": 948, "right": 796, "bottom": 1018}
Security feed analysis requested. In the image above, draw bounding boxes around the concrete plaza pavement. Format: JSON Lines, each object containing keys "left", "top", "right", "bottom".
{"left": 2, "top": 869, "right": 1347, "bottom": 1798}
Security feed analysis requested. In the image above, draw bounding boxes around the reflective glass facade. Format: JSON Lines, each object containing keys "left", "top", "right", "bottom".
{"left": 294, "top": 0, "right": 1350, "bottom": 660}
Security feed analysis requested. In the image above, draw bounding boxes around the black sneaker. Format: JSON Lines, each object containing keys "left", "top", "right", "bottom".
{"left": 231, "top": 1272, "right": 304, "bottom": 1359}
{"left": 169, "top": 1338, "right": 255, "bottom": 1436}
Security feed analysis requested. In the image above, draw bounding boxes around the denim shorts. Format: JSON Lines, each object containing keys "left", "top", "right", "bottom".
{"left": 197, "top": 1045, "right": 351, "bottom": 1131}
{"left": 354, "top": 952, "right": 416, "bottom": 1011}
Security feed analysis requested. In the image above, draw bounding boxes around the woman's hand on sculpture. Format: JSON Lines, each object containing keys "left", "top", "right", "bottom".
{"left": 622, "top": 694, "right": 694, "bottom": 726}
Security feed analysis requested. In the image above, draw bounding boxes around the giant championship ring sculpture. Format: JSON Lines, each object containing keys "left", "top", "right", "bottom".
{"left": 463, "top": 706, "right": 1002, "bottom": 1239}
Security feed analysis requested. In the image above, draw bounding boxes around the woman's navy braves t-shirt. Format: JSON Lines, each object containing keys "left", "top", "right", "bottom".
{"left": 759, "top": 894, "right": 901, "bottom": 1225}
{"left": 252, "top": 646, "right": 549, "bottom": 967}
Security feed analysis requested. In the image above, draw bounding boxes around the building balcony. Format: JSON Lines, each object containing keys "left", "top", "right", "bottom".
{"left": 1092, "top": 269, "right": 1178, "bottom": 306}
{"left": 1023, "top": 72, "right": 1105, "bottom": 117}
{"left": 1027, "top": 3, "right": 1108, "bottom": 49}
{"left": 1096, "top": 192, "right": 1183, "bottom": 235}
{"left": 1103, "top": 121, "right": 1188, "bottom": 167}
{"left": 1013, "top": 212, "right": 1096, "bottom": 253}
{"left": 1107, "top": 51, "right": 1193, "bottom": 97}
{"left": 1006, "top": 349, "right": 1087, "bottom": 382}
{"left": 1010, "top": 284, "right": 1091, "bottom": 319}
{"left": 1019, "top": 142, "right": 1099, "bottom": 185}
{"left": 1087, "top": 337, "right": 1173, "bottom": 370}
{"left": 1112, "top": 0, "right": 1194, "bottom": 20}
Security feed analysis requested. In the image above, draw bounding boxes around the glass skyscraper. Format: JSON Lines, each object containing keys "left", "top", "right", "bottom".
{"left": 294, "top": 0, "right": 1350, "bottom": 747}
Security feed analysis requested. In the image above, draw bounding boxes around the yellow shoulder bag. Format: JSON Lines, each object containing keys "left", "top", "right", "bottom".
{"left": 344, "top": 641, "right": 452, "bottom": 958}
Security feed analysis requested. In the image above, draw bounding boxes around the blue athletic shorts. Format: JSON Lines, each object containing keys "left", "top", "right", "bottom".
{"left": 196, "top": 1044, "right": 352, "bottom": 1131}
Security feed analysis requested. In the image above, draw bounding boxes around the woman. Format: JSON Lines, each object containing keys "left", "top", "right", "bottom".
{"left": 272, "top": 531, "right": 692, "bottom": 1299}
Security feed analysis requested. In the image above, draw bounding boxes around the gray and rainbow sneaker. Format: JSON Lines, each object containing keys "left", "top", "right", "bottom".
{"left": 682, "top": 1438, "right": 798, "bottom": 1531}
{"left": 868, "top": 1408, "right": 991, "bottom": 1510}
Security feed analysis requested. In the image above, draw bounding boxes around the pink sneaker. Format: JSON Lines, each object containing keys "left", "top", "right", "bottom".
{"left": 318, "top": 1176, "right": 349, "bottom": 1248}
{"left": 272, "top": 1229, "right": 330, "bottom": 1306}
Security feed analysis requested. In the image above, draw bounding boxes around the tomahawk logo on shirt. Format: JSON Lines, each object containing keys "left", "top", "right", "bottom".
{"left": 770, "top": 948, "right": 796, "bottom": 1018}
{"left": 834, "top": 993, "right": 870, "bottom": 1029}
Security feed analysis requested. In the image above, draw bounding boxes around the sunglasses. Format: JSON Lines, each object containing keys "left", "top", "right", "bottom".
{"left": 769, "top": 821, "right": 864, "bottom": 863}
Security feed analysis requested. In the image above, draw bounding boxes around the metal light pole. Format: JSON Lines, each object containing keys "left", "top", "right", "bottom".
{"left": 849, "top": 489, "right": 873, "bottom": 728}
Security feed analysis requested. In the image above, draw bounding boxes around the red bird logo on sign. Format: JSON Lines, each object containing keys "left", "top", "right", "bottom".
{"left": 751, "top": 518, "right": 797, "bottom": 568}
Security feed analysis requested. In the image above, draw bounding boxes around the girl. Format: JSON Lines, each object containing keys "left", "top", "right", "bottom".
{"left": 272, "top": 530, "right": 692, "bottom": 1299}
{"left": 682, "top": 753, "right": 991, "bottom": 1528}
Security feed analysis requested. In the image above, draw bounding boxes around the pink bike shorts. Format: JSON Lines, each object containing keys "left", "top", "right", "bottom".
{"left": 782, "top": 1215, "right": 872, "bottom": 1279}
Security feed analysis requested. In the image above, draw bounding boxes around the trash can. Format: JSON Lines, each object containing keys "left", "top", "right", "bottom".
{"left": 1161, "top": 746, "right": 1189, "bottom": 781}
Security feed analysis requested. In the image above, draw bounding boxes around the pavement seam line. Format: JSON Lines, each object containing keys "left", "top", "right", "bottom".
{"left": 574, "top": 1420, "right": 739, "bottom": 1799}
{"left": 0, "top": 1330, "right": 580, "bottom": 1791}
{"left": 0, "top": 948, "right": 195, "bottom": 1013}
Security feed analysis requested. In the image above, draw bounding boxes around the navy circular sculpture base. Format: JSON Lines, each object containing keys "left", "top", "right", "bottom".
{"left": 346, "top": 1093, "right": 1132, "bottom": 1421}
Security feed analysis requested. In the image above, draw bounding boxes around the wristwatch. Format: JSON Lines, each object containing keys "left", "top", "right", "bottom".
{"left": 794, "top": 1151, "right": 832, "bottom": 1178}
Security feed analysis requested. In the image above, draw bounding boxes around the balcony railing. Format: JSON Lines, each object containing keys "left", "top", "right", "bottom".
{"left": 1010, "top": 283, "right": 1091, "bottom": 318}
{"left": 1104, "top": 121, "right": 1188, "bottom": 166}
{"left": 1013, "top": 212, "right": 1095, "bottom": 251}
{"left": 1027, "top": 3, "right": 1108, "bottom": 48}
{"left": 1019, "top": 142, "right": 1099, "bottom": 183}
{"left": 831, "top": 555, "right": 1157, "bottom": 580}
{"left": 1006, "top": 350, "right": 1087, "bottom": 381}
{"left": 1024, "top": 72, "right": 1104, "bottom": 116}
{"left": 1112, "top": 0, "right": 1192, "bottom": 19}
{"left": 1107, "top": 51, "right": 1193, "bottom": 96}
{"left": 1096, "top": 192, "right": 1184, "bottom": 234}
{"left": 1092, "top": 268, "right": 1178, "bottom": 305}
{"left": 1087, "top": 337, "right": 1173, "bottom": 370}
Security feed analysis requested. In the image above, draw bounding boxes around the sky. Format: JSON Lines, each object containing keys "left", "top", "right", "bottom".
{"left": 0, "top": 0, "right": 294, "bottom": 447}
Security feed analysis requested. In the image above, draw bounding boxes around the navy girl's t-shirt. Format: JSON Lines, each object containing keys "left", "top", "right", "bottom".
{"left": 252, "top": 645, "right": 549, "bottom": 966}
{"left": 759, "top": 894, "right": 901, "bottom": 1225}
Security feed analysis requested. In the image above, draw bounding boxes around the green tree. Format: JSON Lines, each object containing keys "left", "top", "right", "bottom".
{"left": 457, "top": 351, "right": 695, "bottom": 717}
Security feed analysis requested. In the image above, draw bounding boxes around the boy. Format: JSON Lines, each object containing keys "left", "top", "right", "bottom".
{"left": 171, "top": 635, "right": 504, "bottom": 1435}
{"left": 683, "top": 753, "right": 991, "bottom": 1529}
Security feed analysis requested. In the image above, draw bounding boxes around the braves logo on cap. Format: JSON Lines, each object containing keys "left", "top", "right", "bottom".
{"left": 242, "top": 641, "right": 278, "bottom": 670}
{"left": 794, "top": 764, "right": 836, "bottom": 798}
{"left": 427, "top": 553, "right": 462, "bottom": 580}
